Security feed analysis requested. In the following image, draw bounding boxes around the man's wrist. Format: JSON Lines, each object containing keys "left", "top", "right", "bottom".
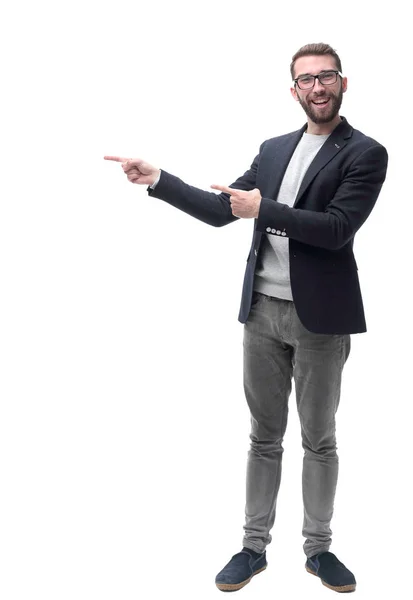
{"left": 150, "top": 170, "right": 162, "bottom": 189}
{"left": 254, "top": 197, "right": 262, "bottom": 218}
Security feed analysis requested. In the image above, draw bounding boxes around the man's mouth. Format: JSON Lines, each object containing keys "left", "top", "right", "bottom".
{"left": 311, "top": 97, "right": 330, "bottom": 107}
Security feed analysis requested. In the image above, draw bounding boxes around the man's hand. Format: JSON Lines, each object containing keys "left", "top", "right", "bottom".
{"left": 211, "top": 185, "right": 262, "bottom": 219}
{"left": 104, "top": 156, "right": 161, "bottom": 187}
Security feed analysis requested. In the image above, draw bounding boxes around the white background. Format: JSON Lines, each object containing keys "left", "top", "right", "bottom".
{"left": 1, "top": 1, "right": 412, "bottom": 599}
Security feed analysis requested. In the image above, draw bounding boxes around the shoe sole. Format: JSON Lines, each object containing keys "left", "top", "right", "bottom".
{"left": 216, "top": 565, "right": 267, "bottom": 592}
{"left": 306, "top": 566, "right": 356, "bottom": 593}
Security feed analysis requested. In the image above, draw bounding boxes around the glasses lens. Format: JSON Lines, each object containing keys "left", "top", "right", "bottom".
{"left": 319, "top": 71, "right": 337, "bottom": 85}
{"left": 297, "top": 76, "right": 315, "bottom": 90}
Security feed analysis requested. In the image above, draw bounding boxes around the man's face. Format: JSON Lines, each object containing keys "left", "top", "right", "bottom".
{"left": 290, "top": 55, "right": 347, "bottom": 124}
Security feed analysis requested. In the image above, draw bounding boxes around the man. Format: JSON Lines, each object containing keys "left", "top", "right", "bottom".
{"left": 104, "top": 43, "right": 388, "bottom": 594}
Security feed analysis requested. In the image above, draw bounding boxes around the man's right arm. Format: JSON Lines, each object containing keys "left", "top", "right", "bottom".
{"left": 146, "top": 150, "right": 261, "bottom": 227}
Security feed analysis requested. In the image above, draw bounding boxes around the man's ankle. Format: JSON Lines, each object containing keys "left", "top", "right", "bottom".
{"left": 242, "top": 546, "right": 264, "bottom": 560}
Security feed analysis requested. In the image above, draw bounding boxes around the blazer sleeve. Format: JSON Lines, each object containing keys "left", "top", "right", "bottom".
{"left": 256, "top": 144, "right": 388, "bottom": 250}
{"left": 146, "top": 146, "right": 262, "bottom": 227}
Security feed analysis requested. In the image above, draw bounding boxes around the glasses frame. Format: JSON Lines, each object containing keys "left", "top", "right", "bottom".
{"left": 293, "top": 70, "right": 343, "bottom": 90}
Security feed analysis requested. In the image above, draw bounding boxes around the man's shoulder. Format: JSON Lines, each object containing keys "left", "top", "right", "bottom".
{"left": 349, "top": 126, "right": 386, "bottom": 152}
{"left": 343, "top": 123, "right": 388, "bottom": 169}
{"left": 258, "top": 128, "right": 303, "bottom": 154}
{"left": 337, "top": 117, "right": 386, "bottom": 154}
{"left": 261, "top": 128, "right": 303, "bottom": 147}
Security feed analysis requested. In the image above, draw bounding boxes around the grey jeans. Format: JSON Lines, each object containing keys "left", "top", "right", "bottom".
{"left": 242, "top": 292, "right": 351, "bottom": 557}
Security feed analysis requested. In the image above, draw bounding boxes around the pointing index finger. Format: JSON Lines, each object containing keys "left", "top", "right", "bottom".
{"left": 103, "top": 156, "right": 129, "bottom": 162}
{"left": 211, "top": 184, "right": 238, "bottom": 195}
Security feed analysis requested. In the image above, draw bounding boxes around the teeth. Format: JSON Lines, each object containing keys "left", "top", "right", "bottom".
{"left": 313, "top": 99, "right": 328, "bottom": 105}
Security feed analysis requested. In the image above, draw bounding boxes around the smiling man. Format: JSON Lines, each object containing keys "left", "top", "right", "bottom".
{"left": 105, "top": 43, "right": 388, "bottom": 594}
{"left": 293, "top": 63, "right": 346, "bottom": 131}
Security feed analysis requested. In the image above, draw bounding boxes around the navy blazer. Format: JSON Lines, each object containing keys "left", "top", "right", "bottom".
{"left": 148, "top": 117, "right": 388, "bottom": 334}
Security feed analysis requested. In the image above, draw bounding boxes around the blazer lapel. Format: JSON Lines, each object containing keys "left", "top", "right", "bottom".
{"left": 293, "top": 117, "right": 353, "bottom": 206}
{"left": 265, "top": 125, "right": 306, "bottom": 200}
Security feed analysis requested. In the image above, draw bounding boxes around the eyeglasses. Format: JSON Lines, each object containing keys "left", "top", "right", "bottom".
{"left": 294, "top": 70, "right": 342, "bottom": 90}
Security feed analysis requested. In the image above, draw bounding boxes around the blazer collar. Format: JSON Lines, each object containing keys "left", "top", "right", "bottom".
{"left": 293, "top": 116, "right": 353, "bottom": 206}
{"left": 265, "top": 116, "right": 353, "bottom": 205}
{"left": 300, "top": 115, "right": 353, "bottom": 139}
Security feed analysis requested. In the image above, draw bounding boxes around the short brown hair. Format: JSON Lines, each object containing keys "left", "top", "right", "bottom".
{"left": 290, "top": 43, "right": 342, "bottom": 79}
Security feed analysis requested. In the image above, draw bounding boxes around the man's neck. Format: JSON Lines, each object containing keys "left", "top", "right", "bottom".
{"left": 306, "top": 115, "right": 342, "bottom": 135}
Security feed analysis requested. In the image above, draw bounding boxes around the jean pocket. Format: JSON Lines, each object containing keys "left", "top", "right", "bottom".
{"left": 250, "top": 291, "right": 262, "bottom": 308}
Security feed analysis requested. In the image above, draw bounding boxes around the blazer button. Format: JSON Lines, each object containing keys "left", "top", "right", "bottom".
{"left": 276, "top": 230, "right": 281, "bottom": 235}
{"left": 271, "top": 228, "right": 276, "bottom": 233}
{"left": 281, "top": 232, "right": 286, "bottom": 236}
{"left": 266, "top": 227, "right": 271, "bottom": 233}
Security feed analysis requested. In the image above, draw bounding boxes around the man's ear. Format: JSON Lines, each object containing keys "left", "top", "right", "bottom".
{"left": 290, "top": 86, "right": 299, "bottom": 102}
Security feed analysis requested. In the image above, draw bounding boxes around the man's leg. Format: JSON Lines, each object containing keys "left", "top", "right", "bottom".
{"left": 290, "top": 308, "right": 351, "bottom": 557}
{"left": 242, "top": 293, "right": 294, "bottom": 553}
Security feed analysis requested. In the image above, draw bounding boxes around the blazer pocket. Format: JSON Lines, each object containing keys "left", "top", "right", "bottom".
{"left": 322, "top": 264, "right": 358, "bottom": 273}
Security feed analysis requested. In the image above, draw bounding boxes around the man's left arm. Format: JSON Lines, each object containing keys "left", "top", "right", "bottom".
{"left": 256, "top": 144, "right": 388, "bottom": 250}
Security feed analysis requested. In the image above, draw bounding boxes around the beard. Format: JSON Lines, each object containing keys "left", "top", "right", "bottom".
{"left": 298, "top": 85, "right": 343, "bottom": 124}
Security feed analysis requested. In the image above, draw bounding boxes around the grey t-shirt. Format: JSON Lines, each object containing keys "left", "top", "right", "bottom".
{"left": 254, "top": 132, "right": 330, "bottom": 301}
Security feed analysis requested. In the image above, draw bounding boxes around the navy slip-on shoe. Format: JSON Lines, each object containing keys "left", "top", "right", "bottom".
{"left": 215, "top": 549, "right": 267, "bottom": 592}
{"left": 306, "top": 551, "right": 356, "bottom": 593}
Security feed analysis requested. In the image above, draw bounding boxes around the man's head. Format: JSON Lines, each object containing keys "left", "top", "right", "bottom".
{"left": 290, "top": 43, "right": 347, "bottom": 127}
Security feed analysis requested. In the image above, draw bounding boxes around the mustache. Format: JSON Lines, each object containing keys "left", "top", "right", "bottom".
{"left": 310, "top": 92, "right": 332, "bottom": 100}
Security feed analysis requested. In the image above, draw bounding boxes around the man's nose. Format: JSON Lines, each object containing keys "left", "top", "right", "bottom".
{"left": 313, "top": 78, "right": 326, "bottom": 92}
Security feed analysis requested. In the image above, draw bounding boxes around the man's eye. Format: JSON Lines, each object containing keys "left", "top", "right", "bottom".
{"left": 320, "top": 71, "right": 336, "bottom": 82}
